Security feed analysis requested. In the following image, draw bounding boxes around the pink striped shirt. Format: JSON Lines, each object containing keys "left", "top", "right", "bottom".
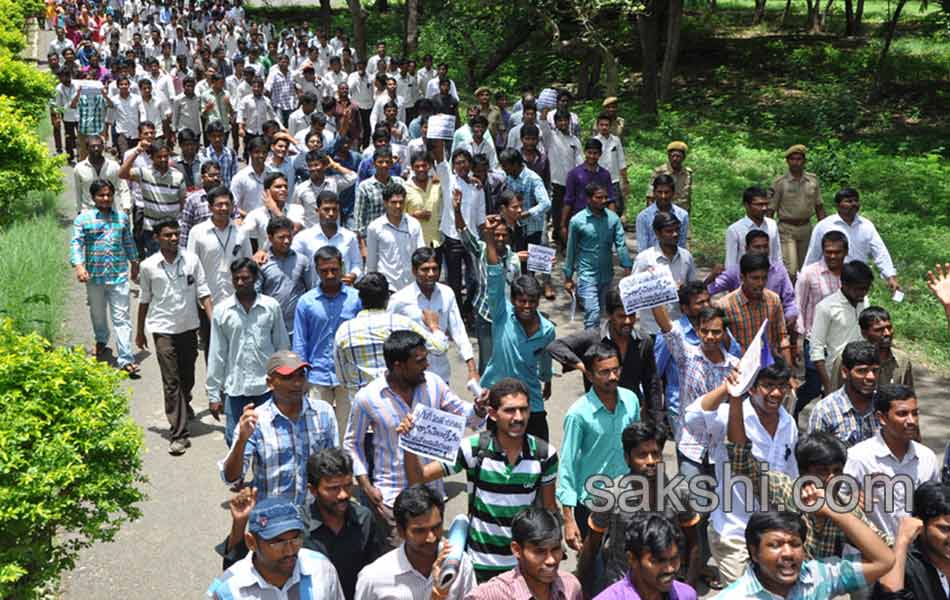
{"left": 465, "top": 567, "right": 583, "bottom": 600}
{"left": 795, "top": 258, "right": 841, "bottom": 335}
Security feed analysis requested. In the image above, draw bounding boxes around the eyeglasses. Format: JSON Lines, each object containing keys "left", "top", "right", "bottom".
{"left": 263, "top": 533, "right": 304, "bottom": 552}
{"left": 758, "top": 382, "right": 792, "bottom": 394}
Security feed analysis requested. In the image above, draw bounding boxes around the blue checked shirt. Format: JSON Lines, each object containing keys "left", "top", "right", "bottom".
{"left": 343, "top": 373, "right": 484, "bottom": 506}
{"left": 505, "top": 165, "right": 550, "bottom": 237}
{"left": 70, "top": 209, "right": 137, "bottom": 285}
{"left": 718, "top": 558, "right": 866, "bottom": 599}
{"left": 198, "top": 145, "right": 238, "bottom": 188}
{"left": 219, "top": 396, "right": 339, "bottom": 506}
{"left": 807, "top": 386, "right": 880, "bottom": 448}
{"left": 77, "top": 93, "right": 106, "bottom": 136}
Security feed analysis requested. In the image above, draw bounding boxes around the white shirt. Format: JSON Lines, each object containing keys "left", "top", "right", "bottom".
{"left": 435, "top": 162, "right": 486, "bottom": 241}
{"left": 321, "top": 70, "right": 348, "bottom": 99}
{"left": 633, "top": 246, "right": 697, "bottom": 335}
{"left": 388, "top": 282, "right": 474, "bottom": 382}
{"left": 110, "top": 93, "right": 142, "bottom": 135}
{"left": 366, "top": 54, "right": 388, "bottom": 77}
{"left": 139, "top": 250, "right": 210, "bottom": 335}
{"left": 844, "top": 431, "right": 939, "bottom": 541}
{"left": 724, "top": 216, "right": 782, "bottom": 269}
{"left": 540, "top": 121, "right": 582, "bottom": 186}
{"left": 804, "top": 213, "right": 897, "bottom": 278}
{"left": 369, "top": 93, "right": 406, "bottom": 129}
{"left": 54, "top": 83, "right": 79, "bottom": 121}
{"left": 424, "top": 78, "right": 459, "bottom": 101}
{"left": 808, "top": 289, "right": 869, "bottom": 370}
{"left": 291, "top": 225, "right": 363, "bottom": 278}
{"left": 230, "top": 165, "right": 266, "bottom": 213}
{"left": 366, "top": 214, "right": 425, "bottom": 292}
{"left": 147, "top": 72, "right": 176, "bottom": 104}
{"left": 186, "top": 220, "right": 253, "bottom": 303}
{"left": 210, "top": 548, "right": 345, "bottom": 600}
{"left": 354, "top": 544, "right": 475, "bottom": 600}
{"left": 454, "top": 137, "right": 498, "bottom": 170}
{"left": 74, "top": 157, "right": 123, "bottom": 213}
{"left": 416, "top": 67, "right": 437, "bottom": 95}
{"left": 240, "top": 203, "right": 305, "bottom": 251}
{"left": 138, "top": 95, "right": 171, "bottom": 126}
{"left": 685, "top": 397, "right": 799, "bottom": 540}
{"left": 594, "top": 133, "right": 626, "bottom": 183}
{"left": 395, "top": 72, "right": 419, "bottom": 105}
{"left": 237, "top": 94, "right": 278, "bottom": 134}
{"left": 292, "top": 174, "right": 358, "bottom": 228}
{"left": 346, "top": 71, "right": 374, "bottom": 110}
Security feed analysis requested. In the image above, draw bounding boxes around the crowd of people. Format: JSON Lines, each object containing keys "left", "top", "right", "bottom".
{"left": 55, "top": 0, "right": 950, "bottom": 599}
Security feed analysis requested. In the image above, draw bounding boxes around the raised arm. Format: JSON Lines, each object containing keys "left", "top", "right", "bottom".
{"left": 927, "top": 262, "right": 950, "bottom": 330}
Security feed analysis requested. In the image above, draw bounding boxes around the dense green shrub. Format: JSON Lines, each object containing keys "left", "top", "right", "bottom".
{"left": 0, "top": 53, "right": 55, "bottom": 120}
{"left": 0, "top": 0, "right": 40, "bottom": 54}
{"left": 0, "top": 319, "right": 146, "bottom": 598}
{"left": 0, "top": 95, "right": 64, "bottom": 225}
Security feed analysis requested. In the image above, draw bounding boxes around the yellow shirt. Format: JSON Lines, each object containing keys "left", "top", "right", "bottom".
{"left": 405, "top": 177, "right": 442, "bottom": 246}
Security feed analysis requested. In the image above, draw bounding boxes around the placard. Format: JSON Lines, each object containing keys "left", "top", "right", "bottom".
{"left": 526, "top": 243, "right": 555, "bottom": 274}
{"left": 426, "top": 114, "right": 456, "bottom": 140}
{"left": 727, "top": 319, "right": 773, "bottom": 397}
{"left": 618, "top": 266, "right": 678, "bottom": 314}
{"left": 76, "top": 79, "right": 103, "bottom": 97}
{"left": 398, "top": 404, "right": 466, "bottom": 464}
{"left": 537, "top": 88, "right": 558, "bottom": 110}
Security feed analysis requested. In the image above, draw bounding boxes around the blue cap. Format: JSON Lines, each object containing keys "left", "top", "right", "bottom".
{"left": 247, "top": 497, "right": 305, "bottom": 540}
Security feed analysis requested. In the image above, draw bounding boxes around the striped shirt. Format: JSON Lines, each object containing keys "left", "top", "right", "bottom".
{"left": 807, "top": 386, "right": 879, "bottom": 448}
{"left": 795, "top": 258, "right": 841, "bottom": 335}
{"left": 717, "top": 558, "right": 866, "bottom": 599}
{"left": 466, "top": 567, "right": 582, "bottom": 600}
{"left": 69, "top": 209, "right": 137, "bottom": 285}
{"left": 717, "top": 287, "right": 788, "bottom": 354}
{"left": 660, "top": 326, "right": 739, "bottom": 462}
{"left": 333, "top": 309, "right": 450, "bottom": 394}
{"left": 343, "top": 373, "right": 484, "bottom": 507}
{"left": 444, "top": 433, "right": 558, "bottom": 576}
{"left": 132, "top": 165, "right": 186, "bottom": 231}
{"left": 219, "top": 396, "right": 339, "bottom": 506}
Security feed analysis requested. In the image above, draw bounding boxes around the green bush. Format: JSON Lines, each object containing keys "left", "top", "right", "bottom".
{"left": 0, "top": 0, "right": 39, "bottom": 55}
{"left": 0, "top": 95, "right": 64, "bottom": 226}
{"left": 0, "top": 319, "right": 146, "bottom": 598}
{"left": 0, "top": 53, "right": 56, "bottom": 121}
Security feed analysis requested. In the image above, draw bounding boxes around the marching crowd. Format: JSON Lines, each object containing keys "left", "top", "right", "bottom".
{"left": 54, "top": 0, "right": 950, "bottom": 598}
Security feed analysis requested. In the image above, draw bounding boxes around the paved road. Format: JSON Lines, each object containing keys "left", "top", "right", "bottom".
{"left": 36, "top": 29, "right": 950, "bottom": 600}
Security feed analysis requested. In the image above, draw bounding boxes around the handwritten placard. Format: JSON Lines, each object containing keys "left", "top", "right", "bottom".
{"left": 399, "top": 405, "right": 466, "bottom": 464}
{"left": 526, "top": 243, "right": 555, "bottom": 274}
{"left": 619, "top": 266, "right": 678, "bottom": 314}
{"left": 427, "top": 114, "right": 456, "bottom": 140}
{"left": 537, "top": 88, "right": 558, "bottom": 110}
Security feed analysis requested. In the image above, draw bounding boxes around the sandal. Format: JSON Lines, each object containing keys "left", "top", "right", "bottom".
{"left": 122, "top": 363, "right": 142, "bottom": 379}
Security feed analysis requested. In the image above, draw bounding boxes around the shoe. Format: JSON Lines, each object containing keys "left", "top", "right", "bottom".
{"left": 168, "top": 438, "right": 188, "bottom": 455}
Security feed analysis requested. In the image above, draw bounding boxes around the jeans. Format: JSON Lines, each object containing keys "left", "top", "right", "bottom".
{"left": 794, "top": 339, "right": 822, "bottom": 418}
{"left": 677, "top": 450, "right": 714, "bottom": 573}
{"left": 224, "top": 392, "right": 271, "bottom": 447}
{"left": 86, "top": 280, "right": 134, "bottom": 367}
{"left": 576, "top": 278, "right": 609, "bottom": 330}
{"left": 474, "top": 314, "right": 493, "bottom": 375}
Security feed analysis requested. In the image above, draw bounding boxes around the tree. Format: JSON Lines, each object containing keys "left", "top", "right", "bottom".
{"left": 347, "top": 0, "right": 368, "bottom": 61}
{"left": 873, "top": 0, "right": 929, "bottom": 92}
{"left": 404, "top": 0, "right": 420, "bottom": 55}
{"left": 753, "top": 0, "right": 768, "bottom": 24}
{"left": 659, "top": 0, "right": 684, "bottom": 102}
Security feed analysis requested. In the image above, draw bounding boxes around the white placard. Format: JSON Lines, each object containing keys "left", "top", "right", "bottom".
{"left": 526, "top": 243, "right": 555, "bottom": 274}
{"left": 537, "top": 88, "right": 558, "bottom": 110}
{"left": 426, "top": 114, "right": 456, "bottom": 140}
{"left": 398, "top": 405, "right": 466, "bottom": 464}
{"left": 77, "top": 79, "right": 103, "bottom": 97}
{"left": 727, "top": 319, "right": 770, "bottom": 397}
{"left": 618, "top": 266, "right": 678, "bottom": 314}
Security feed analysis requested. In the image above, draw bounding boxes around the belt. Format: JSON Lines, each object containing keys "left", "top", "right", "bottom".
{"left": 779, "top": 217, "right": 811, "bottom": 226}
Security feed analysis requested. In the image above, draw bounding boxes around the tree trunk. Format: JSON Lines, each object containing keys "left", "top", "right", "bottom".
{"left": 708, "top": 0, "right": 716, "bottom": 10}
{"left": 403, "top": 0, "right": 419, "bottom": 55}
{"left": 637, "top": 8, "right": 659, "bottom": 118}
{"left": 659, "top": 0, "right": 683, "bottom": 102}
{"left": 473, "top": 26, "right": 533, "bottom": 85}
{"left": 844, "top": 0, "right": 855, "bottom": 35}
{"left": 319, "top": 0, "right": 332, "bottom": 28}
{"left": 805, "top": 0, "right": 822, "bottom": 32}
{"left": 854, "top": 0, "right": 865, "bottom": 33}
{"left": 819, "top": 0, "right": 834, "bottom": 29}
{"left": 780, "top": 0, "right": 793, "bottom": 27}
{"left": 375, "top": 0, "right": 389, "bottom": 12}
{"left": 347, "top": 0, "right": 367, "bottom": 60}
{"left": 874, "top": 0, "right": 908, "bottom": 92}
{"left": 753, "top": 0, "right": 767, "bottom": 24}
{"left": 597, "top": 44, "right": 619, "bottom": 98}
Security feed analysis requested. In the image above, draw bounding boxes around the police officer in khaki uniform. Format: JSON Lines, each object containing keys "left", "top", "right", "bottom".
{"left": 593, "top": 96, "right": 626, "bottom": 139}
{"left": 646, "top": 141, "right": 693, "bottom": 213}
{"left": 768, "top": 144, "right": 826, "bottom": 279}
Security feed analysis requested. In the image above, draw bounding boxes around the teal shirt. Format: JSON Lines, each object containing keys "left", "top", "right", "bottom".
{"left": 717, "top": 558, "right": 866, "bottom": 599}
{"left": 480, "top": 263, "right": 555, "bottom": 413}
{"left": 563, "top": 207, "right": 632, "bottom": 284}
{"left": 556, "top": 387, "right": 641, "bottom": 507}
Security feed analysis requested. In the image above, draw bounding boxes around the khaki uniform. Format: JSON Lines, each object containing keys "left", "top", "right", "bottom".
{"left": 769, "top": 171, "right": 821, "bottom": 278}
{"left": 646, "top": 163, "right": 693, "bottom": 213}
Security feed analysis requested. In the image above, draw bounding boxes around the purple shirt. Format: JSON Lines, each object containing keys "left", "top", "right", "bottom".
{"left": 564, "top": 163, "right": 615, "bottom": 212}
{"left": 707, "top": 260, "right": 799, "bottom": 321}
{"left": 594, "top": 576, "right": 697, "bottom": 600}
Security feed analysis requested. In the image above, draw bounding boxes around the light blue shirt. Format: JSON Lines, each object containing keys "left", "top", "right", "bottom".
{"left": 206, "top": 294, "right": 291, "bottom": 403}
{"left": 293, "top": 285, "right": 362, "bottom": 386}
{"left": 563, "top": 207, "right": 632, "bottom": 284}
{"left": 556, "top": 387, "right": 640, "bottom": 507}
{"left": 480, "top": 263, "right": 555, "bottom": 412}
{"left": 718, "top": 558, "right": 866, "bottom": 599}
{"left": 505, "top": 165, "right": 550, "bottom": 237}
{"left": 635, "top": 203, "right": 690, "bottom": 252}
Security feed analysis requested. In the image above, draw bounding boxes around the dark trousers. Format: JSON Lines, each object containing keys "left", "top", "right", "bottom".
{"left": 154, "top": 330, "right": 199, "bottom": 441}
{"left": 441, "top": 236, "right": 476, "bottom": 315}
{"left": 116, "top": 134, "right": 138, "bottom": 159}
{"left": 63, "top": 121, "right": 77, "bottom": 161}
{"left": 527, "top": 410, "right": 549, "bottom": 441}
{"left": 358, "top": 108, "right": 371, "bottom": 148}
{"left": 551, "top": 183, "right": 566, "bottom": 246}
{"left": 243, "top": 132, "right": 259, "bottom": 162}
{"left": 279, "top": 108, "right": 292, "bottom": 127}
{"left": 405, "top": 105, "right": 418, "bottom": 126}
{"left": 198, "top": 308, "right": 211, "bottom": 365}
{"left": 794, "top": 339, "right": 823, "bottom": 418}
{"left": 51, "top": 112, "right": 63, "bottom": 153}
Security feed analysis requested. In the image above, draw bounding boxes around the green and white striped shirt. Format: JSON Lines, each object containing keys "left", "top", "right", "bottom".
{"left": 444, "top": 433, "right": 558, "bottom": 577}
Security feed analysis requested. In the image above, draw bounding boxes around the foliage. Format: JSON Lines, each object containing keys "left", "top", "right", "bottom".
{"left": 0, "top": 52, "right": 56, "bottom": 120}
{"left": 0, "top": 96, "right": 65, "bottom": 226}
{"left": 0, "top": 319, "right": 146, "bottom": 598}
{"left": 0, "top": 0, "right": 40, "bottom": 55}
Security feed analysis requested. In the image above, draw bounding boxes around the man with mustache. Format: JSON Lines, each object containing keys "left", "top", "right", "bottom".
{"left": 827, "top": 307, "right": 913, "bottom": 391}
{"left": 808, "top": 341, "right": 881, "bottom": 448}
{"left": 844, "top": 383, "right": 940, "bottom": 543}
{"left": 717, "top": 509, "right": 893, "bottom": 599}
{"left": 401, "top": 378, "right": 558, "bottom": 583}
